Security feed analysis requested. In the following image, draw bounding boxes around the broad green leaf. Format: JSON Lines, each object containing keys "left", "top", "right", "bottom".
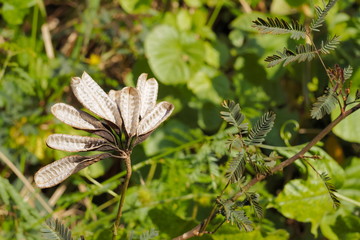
{"left": 143, "top": 119, "right": 190, "bottom": 156}
{"left": 275, "top": 145, "right": 345, "bottom": 187}
{"left": 184, "top": 0, "right": 202, "bottom": 8}
{"left": 331, "top": 214, "right": 360, "bottom": 240}
{"left": 339, "top": 157, "right": 360, "bottom": 201}
{"left": 187, "top": 71, "right": 222, "bottom": 104}
{"left": 198, "top": 102, "right": 222, "bottom": 131}
{"left": 204, "top": 42, "right": 220, "bottom": 68}
{"left": 149, "top": 208, "right": 197, "bottom": 237}
{"left": 145, "top": 25, "right": 205, "bottom": 84}
{"left": 321, "top": 213, "right": 360, "bottom": 240}
{"left": 285, "top": 0, "right": 307, "bottom": 7}
{"left": 270, "top": 0, "right": 293, "bottom": 15}
{"left": 118, "top": 0, "right": 152, "bottom": 14}
{"left": 331, "top": 107, "right": 360, "bottom": 143}
{"left": 214, "top": 224, "right": 289, "bottom": 240}
{"left": 176, "top": 9, "right": 192, "bottom": 31}
{"left": 274, "top": 177, "right": 335, "bottom": 236}
{"left": 1, "top": 0, "right": 36, "bottom": 25}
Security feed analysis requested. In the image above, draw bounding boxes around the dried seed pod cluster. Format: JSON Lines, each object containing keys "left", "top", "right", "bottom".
{"left": 35, "top": 72, "right": 174, "bottom": 188}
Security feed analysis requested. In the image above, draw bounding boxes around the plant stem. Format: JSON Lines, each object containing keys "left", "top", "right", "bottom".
{"left": 112, "top": 154, "right": 132, "bottom": 240}
{"left": 231, "top": 102, "right": 360, "bottom": 201}
{"left": 173, "top": 103, "right": 360, "bottom": 240}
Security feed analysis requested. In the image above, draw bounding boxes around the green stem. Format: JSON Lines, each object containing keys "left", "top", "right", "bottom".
{"left": 112, "top": 154, "right": 132, "bottom": 239}
{"left": 207, "top": 0, "right": 223, "bottom": 28}
{"left": 335, "top": 192, "right": 360, "bottom": 207}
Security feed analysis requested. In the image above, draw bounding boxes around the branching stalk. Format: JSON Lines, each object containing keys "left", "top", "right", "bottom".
{"left": 112, "top": 153, "right": 132, "bottom": 240}
{"left": 173, "top": 103, "right": 360, "bottom": 240}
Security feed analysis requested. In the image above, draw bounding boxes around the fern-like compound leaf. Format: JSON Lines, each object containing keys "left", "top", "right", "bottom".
{"left": 41, "top": 218, "right": 73, "bottom": 240}
{"left": 46, "top": 134, "right": 114, "bottom": 152}
{"left": 265, "top": 44, "right": 317, "bottom": 68}
{"left": 231, "top": 210, "right": 254, "bottom": 232}
{"left": 246, "top": 112, "right": 276, "bottom": 146}
{"left": 34, "top": 153, "right": 112, "bottom": 188}
{"left": 221, "top": 100, "right": 248, "bottom": 134}
{"left": 218, "top": 199, "right": 254, "bottom": 232}
{"left": 249, "top": 154, "right": 271, "bottom": 175}
{"left": 139, "top": 229, "right": 159, "bottom": 240}
{"left": 310, "top": 89, "right": 338, "bottom": 120}
{"left": 310, "top": 0, "right": 338, "bottom": 31}
{"left": 343, "top": 65, "right": 353, "bottom": 81}
{"left": 320, "top": 172, "right": 341, "bottom": 208}
{"left": 320, "top": 35, "right": 340, "bottom": 54}
{"left": 225, "top": 150, "right": 245, "bottom": 183}
{"left": 252, "top": 17, "right": 306, "bottom": 40}
{"left": 245, "top": 192, "right": 263, "bottom": 219}
{"left": 41, "top": 218, "right": 72, "bottom": 240}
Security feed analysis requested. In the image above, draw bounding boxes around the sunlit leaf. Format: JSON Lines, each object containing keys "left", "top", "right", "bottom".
{"left": 145, "top": 25, "right": 204, "bottom": 84}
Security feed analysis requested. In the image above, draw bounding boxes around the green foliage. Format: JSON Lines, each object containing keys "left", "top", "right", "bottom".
{"left": 244, "top": 192, "right": 263, "bottom": 219}
{"left": 1, "top": 0, "right": 359, "bottom": 239}
{"left": 219, "top": 199, "right": 253, "bottom": 232}
{"left": 311, "top": 88, "right": 338, "bottom": 120}
{"left": 220, "top": 100, "right": 248, "bottom": 134}
{"left": 310, "top": 0, "right": 339, "bottom": 31}
{"left": 320, "top": 35, "right": 341, "bottom": 54}
{"left": 246, "top": 112, "right": 276, "bottom": 146}
{"left": 225, "top": 150, "right": 245, "bottom": 183}
{"left": 41, "top": 218, "right": 75, "bottom": 240}
{"left": 252, "top": 17, "right": 306, "bottom": 40}
{"left": 138, "top": 229, "right": 159, "bottom": 240}
{"left": 320, "top": 172, "right": 341, "bottom": 208}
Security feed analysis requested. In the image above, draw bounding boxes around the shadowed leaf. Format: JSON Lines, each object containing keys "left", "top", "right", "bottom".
{"left": 311, "top": 89, "right": 338, "bottom": 120}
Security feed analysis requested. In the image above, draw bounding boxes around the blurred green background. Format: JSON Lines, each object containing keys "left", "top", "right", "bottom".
{"left": 0, "top": 0, "right": 359, "bottom": 239}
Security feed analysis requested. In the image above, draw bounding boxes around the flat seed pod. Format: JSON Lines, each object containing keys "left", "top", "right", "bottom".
{"left": 118, "top": 87, "right": 140, "bottom": 137}
{"left": 46, "top": 134, "right": 113, "bottom": 152}
{"left": 136, "top": 73, "right": 148, "bottom": 94}
{"left": 71, "top": 72, "right": 120, "bottom": 125}
{"left": 51, "top": 103, "right": 102, "bottom": 130}
{"left": 133, "top": 130, "right": 154, "bottom": 146}
{"left": 34, "top": 154, "right": 110, "bottom": 188}
{"left": 137, "top": 101, "right": 174, "bottom": 136}
{"left": 108, "top": 89, "right": 120, "bottom": 102}
{"left": 108, "top": 90, "right": 123, "bottom": 128}
{"left": 137, "top": 77, "right": 158, "bottom": 118}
